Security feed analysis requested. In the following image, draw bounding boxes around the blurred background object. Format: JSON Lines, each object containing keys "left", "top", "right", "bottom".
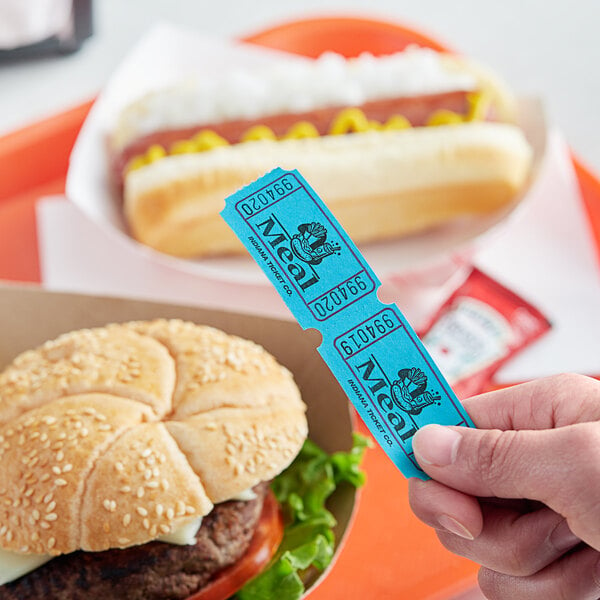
{"left": 0, "top": 0, "right": 92, "bottom": 58}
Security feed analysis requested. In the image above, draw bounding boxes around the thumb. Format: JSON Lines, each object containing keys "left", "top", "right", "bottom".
{"left": 412, "top": 423, "right": 600, "bottom": 545}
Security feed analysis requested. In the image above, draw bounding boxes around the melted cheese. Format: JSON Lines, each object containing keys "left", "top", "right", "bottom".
{"left": 0, "top": 517, "right": 204, "bottom": 586}
{"left": 230, "top": 488, "right": 258, "bottom": 501}
{"left": 0, "top": 547, "right": 52, "bottom": 586}
{"left": 156, "top": 516, "right": 203, "bottom": 545}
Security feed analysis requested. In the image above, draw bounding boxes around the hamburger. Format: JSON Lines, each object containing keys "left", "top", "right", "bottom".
{"left": 0, "top": 319, "right": 361, "bottom": 599}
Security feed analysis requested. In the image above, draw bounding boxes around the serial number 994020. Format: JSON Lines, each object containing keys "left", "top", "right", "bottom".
{"left": 237, "top": 177, "right": 298, "bottom": 217}
{"left": 311, "top": 275, "right": 371, "bottom": 319}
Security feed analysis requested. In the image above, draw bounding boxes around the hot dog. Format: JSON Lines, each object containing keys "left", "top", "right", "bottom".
{"left": 110, "top": 48, "right": 533, "bottom": 258}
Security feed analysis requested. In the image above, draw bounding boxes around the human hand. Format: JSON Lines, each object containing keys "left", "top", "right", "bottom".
{"left": 408, "top": 373, "right": 600, "bottom": 600}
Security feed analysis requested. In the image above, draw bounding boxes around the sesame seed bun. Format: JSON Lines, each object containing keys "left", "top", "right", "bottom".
{"left": 0, "top": 320, "right": 307, "bottom": 556}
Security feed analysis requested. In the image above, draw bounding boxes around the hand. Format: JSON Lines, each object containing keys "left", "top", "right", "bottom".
{"left": 408, "top": 373, "right": 600, "bottom": 600}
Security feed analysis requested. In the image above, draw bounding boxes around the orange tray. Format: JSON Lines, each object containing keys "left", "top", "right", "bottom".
{"left": 1, "top": 15, "right": 600, "bottom": 600}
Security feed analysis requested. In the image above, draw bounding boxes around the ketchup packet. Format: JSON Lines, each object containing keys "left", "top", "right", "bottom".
{"left": 420, "top": 268, "right": 551, "bottom": 398}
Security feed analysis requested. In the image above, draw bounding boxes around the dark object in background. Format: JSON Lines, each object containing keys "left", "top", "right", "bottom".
{"left": 0, "top": 0, "right": 93, "bottom": 61}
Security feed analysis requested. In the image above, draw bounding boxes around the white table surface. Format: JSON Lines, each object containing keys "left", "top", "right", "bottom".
{"left": 0, "top": 0, "right": 599, "bottom": 176}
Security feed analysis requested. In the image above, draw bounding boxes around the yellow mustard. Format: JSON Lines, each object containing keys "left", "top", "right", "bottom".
{"left": 282, "top": 121, "right": 320, "bottom": 139}
{"left": 125, "top": 94, "right": 489, "bottom": 173}
{"left": 241, "top": 125, "right": 278, "bottom": 143}
{"left": 426, "top": 90, "right": 489, "bottom": 126}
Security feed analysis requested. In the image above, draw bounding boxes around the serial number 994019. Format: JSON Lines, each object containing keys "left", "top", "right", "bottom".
{"left": 336, "top": 309, "right": 401, "bottom": 356}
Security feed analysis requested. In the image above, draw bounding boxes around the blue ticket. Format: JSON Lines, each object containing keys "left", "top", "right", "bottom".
{"left": 221, "top": 168, "right": 474, "bottom": 479}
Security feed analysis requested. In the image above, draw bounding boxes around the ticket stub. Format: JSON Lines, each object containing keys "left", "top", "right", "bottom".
{"left": 221, "top": 168, "right": 474, "bottom": 479}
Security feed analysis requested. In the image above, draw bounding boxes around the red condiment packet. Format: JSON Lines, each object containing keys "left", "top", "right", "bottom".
{"left": 419, "top": 268, "right": 552, "bottom": 399}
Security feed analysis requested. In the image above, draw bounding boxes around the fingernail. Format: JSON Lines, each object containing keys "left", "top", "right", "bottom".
{"left": 438, "top": 514, "right": 475, "bottom": 540}
{"left": 413, "top": 425, "right": 461, "bottom": 467}
{"left": 549, "top": 519, "right": 580, "bottom": 551}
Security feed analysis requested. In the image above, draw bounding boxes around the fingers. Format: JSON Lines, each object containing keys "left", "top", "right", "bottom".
{"left": 478, "top": 546, "right": 600, "bottom": 600}
{"left": 410, "top": 479, "right": 581, "bottom": 576}
{"left": 408, "top": 478, "right": 483, "bottom": 540}
{"left": 437, "top": 503, "right": 580, "bottom": 577}
{"left": 411, "top": 421, "right": 600, "bottom": 548}
{"left": 462, "top": 373, "right": 600, "bottom": 431}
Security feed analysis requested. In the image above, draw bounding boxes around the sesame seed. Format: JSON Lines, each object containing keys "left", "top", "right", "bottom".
{"left": 136, "top": 507, "right": 148, "bottom": 517}
{"left": 54, "top": 478, "right": 67, "bottom": 486}
{"left": 40, "top": 521, "right": 51, "bottom": 530}
{"left": 118, "top": 537, "right": 130, "bottom": 545}
{"left": 161, "top": 479, "right": 170, "bottom": 491}
{"left": 159, "top": 524, "right": 170, "bottom": 534}
{"left": 185, "top": 505, "right": 195, "bottom": 515}
{"left": 120, "top": 485, "right": 131, "bottom": 493}
{"left": 52, "top": 466, "right": 61, "bottom": 475}
{"left": 142, "top": 518, "right": 150, "bottom": 530}
{"left": 146, "top": 481, "right": 159, "bottom": 489}
{"left": 48, "top": 537, "right": 56, "bottom": 549}
{"left": 166, "top": 508, "right": 175, "bottom": 520}
{"left": 155, "top": 504, "right": 164, "bottom": 517}
{"left": 56, "top": 451, "right": 64, "bottom": 462}
{"left": 123, "top": 514, "right": 131, "bottom": 527}
{"left": 103, "top": 499, "right": 111, "bottom": 511}
{"left": 115, "top": 462, "right": 124, "bottom": 472}
{"left": 141, "top": 449, "right": 152, "bottom": 458}
{"left": 136, "top": 487, "right": 144, "bottom": 499}
{"left": 62, "top": 464, "right": 73, "bottom": 473}
{"left": 43, "top": 493, "right": 53, "bottom": 504}
{"left": 45, "top": 513, "right": 57, "bottom": 521}
{"left": 176, "top": 501, "right": 185, "bottom": 516}
{"left": 46, "top": 501, "right": 56, "bottom": 512}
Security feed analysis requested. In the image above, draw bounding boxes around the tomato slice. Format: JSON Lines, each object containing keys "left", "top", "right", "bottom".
{"left": 186, "top": 490, "right": 284, "bottom": 600}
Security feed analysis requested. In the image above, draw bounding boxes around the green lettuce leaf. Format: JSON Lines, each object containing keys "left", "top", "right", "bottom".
{"left": 233, "top": 433, "right": 370, "bottom": 600}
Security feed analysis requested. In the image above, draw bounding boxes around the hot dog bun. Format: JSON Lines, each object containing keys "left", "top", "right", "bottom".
{"left": 124, "top": 123, "right": 532, "bottom": 258}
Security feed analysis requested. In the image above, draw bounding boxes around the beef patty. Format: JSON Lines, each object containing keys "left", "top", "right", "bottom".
{"left": 0, "top": 483, "right": 268, "bottom": 600}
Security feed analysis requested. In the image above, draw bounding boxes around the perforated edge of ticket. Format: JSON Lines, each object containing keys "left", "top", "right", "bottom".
{"left": 221, "top": 168, "right": 474, "bottom": 479}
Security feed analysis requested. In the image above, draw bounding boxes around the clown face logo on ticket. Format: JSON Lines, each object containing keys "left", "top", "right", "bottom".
{"left": 234, "top": 172, "right": 375, "bottom": 321}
